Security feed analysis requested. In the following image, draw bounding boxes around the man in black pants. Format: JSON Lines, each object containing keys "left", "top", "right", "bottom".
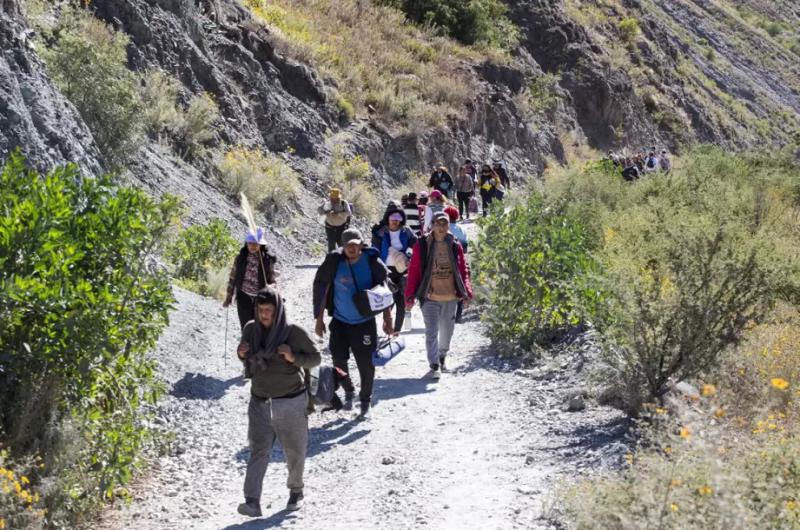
{"left": 312, "top": 228, "right": 394, "bottom": 418}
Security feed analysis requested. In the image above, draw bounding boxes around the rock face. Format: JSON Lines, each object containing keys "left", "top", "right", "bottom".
{"left": 509, "top": 0, "right": 659, "bottom": 150}
{"left": 507, "top": 0, "right": 800, "bottom": 151}
{"left": 0, "top": 0, "right": 102, "bottom": 174}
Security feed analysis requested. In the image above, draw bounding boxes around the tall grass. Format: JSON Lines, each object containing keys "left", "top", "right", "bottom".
{"left": 244, "top": 0, "right": 494, "bottom": 129}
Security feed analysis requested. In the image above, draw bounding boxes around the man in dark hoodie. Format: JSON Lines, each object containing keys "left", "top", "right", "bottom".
{"left": 235, "top": 287, "right": 321, "bottom": 517}
{"left": 313, "top": 228, "right": 394, "bottom": 417}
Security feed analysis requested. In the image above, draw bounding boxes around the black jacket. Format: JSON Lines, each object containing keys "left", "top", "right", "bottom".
{"left": 225, "top": 245, "right": 277, "bottom": 302}
{"left": 429, "top": 170, "right": 454, "bottom": 195}
{"left": 312, "top": 247, "right": 390, "bottom": 319}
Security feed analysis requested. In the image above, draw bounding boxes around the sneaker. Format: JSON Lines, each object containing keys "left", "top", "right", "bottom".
{"left": 358, "top": 401, "right": 371, "bottom": 419}
{"left": 344, "top": 391, "right": 355, "bottom": 411}
{"left": 439, "top": 355, "right": 447, "bottom": 371}
{"left": 321, "top": 394, "right": 343, "bottom": 412}
{"left": 429, "top": 364, "right": 441, "bottom": 380}
{"left": 286, "top": 490, "right": 304, "bottom": 511}
{"left": 237, "top": 498, "right": 262, "bottom": 517}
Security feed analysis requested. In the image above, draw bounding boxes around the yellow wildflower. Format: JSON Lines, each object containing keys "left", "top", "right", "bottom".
{"left": 20, "top": 475, "right": 29, "bottom": 485}
{"left": 702, "top": 384, "right": 716, "bottom": 397}
{"left": 679, "top": 426, "right": 691, "bottom": 440}
{"left": 771, "top": 378, "right": 790, "bottom": 390}
{"left": 655, "top": 408, "right": 667, "bottom": 415}
{"left": 670, "top": 503, "right": 679, "bottom": 512}
{"left": 697, "top": 485, "right": 713, "bottom": 496}
{"left": 714, "top": 408, "right": 726, "bottom": 418}
{"left": 787, "top": 500, "right": 797, "bottom": 511}
{"left": 664, "top": 446, "right": 673, "bottom": 455}
{"left": 670, "top": 479, "right": 681, "bottom": 487}
{"left": 0, "top": 518, "right": 6, "bottom": 529}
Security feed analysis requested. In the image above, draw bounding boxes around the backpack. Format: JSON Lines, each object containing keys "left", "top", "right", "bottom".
{"left": 647, "top": 157, "right": 657, "bottom": 169}
{"left": 309, "top": 364, "right": 337, "bottom": 408}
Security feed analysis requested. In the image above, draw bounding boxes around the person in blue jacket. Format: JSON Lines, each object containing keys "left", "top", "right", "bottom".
{"left": 380, "top": 210, "right": 417, "bottom": 332}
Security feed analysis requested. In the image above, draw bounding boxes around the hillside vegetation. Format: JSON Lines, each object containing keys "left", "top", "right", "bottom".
{"left": 475, "top": 148, "right": 800, "bottom": 528}
{"left": 243, "top": 0, "right": 509, "bottom": 129}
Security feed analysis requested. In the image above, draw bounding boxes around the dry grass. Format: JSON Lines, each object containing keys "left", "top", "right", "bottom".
{"left": 243, "top": 0, "right": 494, "bottom": 130}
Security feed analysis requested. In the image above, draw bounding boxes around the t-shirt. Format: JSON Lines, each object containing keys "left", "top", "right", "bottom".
{"left": 427, "top": 241, "right": 458, "bottom": 302}
{"left": 333, "top": 254, "right": 373, "bottom": 324}
{"left": 404, "top": 206, "right": 421, "bottom": 235}
{"left": 389, "top": 229, "right": 404, "bottom": 251}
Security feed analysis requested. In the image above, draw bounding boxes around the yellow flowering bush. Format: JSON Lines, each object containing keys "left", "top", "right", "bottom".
{"left": 564, "top": 309, "right": 800, "bottom": 529}
{"left": 0, "top": 451, "right": 45, "bottom": 530}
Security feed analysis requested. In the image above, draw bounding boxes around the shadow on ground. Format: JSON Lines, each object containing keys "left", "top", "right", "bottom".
{"left": 234, "top": 416, "right": 371, "bottom": 465}
{"left": 219, "top": 509, "right": 299, "bottom": 530}
{"left": 372, "top": 376, "right": 435, "bottom": 404}
{"left": 170, "top": 373, "right": 245, "bottom": 400}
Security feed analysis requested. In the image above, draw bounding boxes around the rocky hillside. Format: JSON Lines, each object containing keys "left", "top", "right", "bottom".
{"left": 509, "top": 0, "right": 800, "bottom": 150}
{"left": 1, "top": 0, "right": 798, "bottom": 240}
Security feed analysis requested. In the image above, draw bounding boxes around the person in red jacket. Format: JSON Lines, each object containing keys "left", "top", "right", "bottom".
{"left": 404, "top": 211, "right": 473, "bottom": 379}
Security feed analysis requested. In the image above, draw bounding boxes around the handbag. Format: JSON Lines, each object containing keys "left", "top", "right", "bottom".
{"left": 348, "top": 261, "right": 394, "bottom": 317}
{"left": 469, "top": 196, "right": 479, "bottom": 213}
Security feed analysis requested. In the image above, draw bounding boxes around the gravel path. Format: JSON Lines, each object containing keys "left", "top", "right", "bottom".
{"left": 95, "top": 228, "right": 628, "bottom": 530}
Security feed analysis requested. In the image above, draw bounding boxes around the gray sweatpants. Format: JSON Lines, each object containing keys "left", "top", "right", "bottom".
{"left": 244, "top": 392, "right": 308, "bottom": 500}
{"left": 421, "top": 299, "right": 459, "bottom": 367}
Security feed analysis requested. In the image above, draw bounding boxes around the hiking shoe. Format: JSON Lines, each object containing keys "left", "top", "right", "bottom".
{"left": 237, "top": 498, "right": 262, "bottom": 517}
{"left": 286, "top": 490, "right": 304, "bottom": 511}
{"left": 358, "top": 401, "right": 371, "bottom": 419}
{"left": 439, "top": 355, "right": 447, "bottom": 371}
{"left": 321, "top": 394, "right": 343, "bottom": 412}
{"left": 429, "top": 364, "right": 441, "bottom": 380}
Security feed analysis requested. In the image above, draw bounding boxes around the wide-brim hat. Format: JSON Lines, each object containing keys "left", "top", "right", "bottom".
{"left": 245, "top": 226, "right": 268, "bottom": 245}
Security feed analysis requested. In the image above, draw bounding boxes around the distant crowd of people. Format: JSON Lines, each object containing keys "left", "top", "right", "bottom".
{"left": 607, "top": 147, "right": 672, "bottom": 181}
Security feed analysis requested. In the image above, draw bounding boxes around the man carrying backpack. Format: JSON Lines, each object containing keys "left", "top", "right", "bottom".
{"left": 235, "top": 287, "right": 321, "bottom": 517}
{"left": 318, "top": 188, "right": 352, "bottom": 252}
{"left": 405, "top": 211, "right": 473, "bottom": 379}
{"left": 313, "top": 228, "right": 394, "bottom": 417}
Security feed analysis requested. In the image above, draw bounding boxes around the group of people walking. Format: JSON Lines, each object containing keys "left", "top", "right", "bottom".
{"left": 221, "top": 167, "right": 482, "bottom": 516}
{"left": 607, "top": 147, "right": 671, "bottom": 181}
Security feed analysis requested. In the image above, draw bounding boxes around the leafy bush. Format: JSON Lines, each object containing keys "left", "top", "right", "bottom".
{"left": 166, "top": 219, "right": 238, "bottom": 297}
{"left": 474, "top": 193, "right": 607, "bottom": 353}
{"left": 379, "top": 0, "right": 518, "bottom": 49}
{"left": 41, "top": 7, "right": 143, "bottom": 167}
{"left": 0, "top": 152, "right": 179, "bottom": 523}
{"left": 618, "top": 18, "right": 640, "bottom": 43}
{"left": 592, "top": 150, "right": 800, "bottom": 410}
{"left": 217, "top": 146, "right": 300, "bottom": 217}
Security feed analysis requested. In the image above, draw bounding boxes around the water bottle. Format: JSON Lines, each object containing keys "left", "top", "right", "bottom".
{"left": 373, "top": 337, "right": 406, "bottom": 366}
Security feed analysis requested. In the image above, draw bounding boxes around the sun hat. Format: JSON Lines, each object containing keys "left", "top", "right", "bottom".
{"left": 245, "top": 226, "right": 268, "bottom": 245}
{"left": 429, "top": 190, "right": 443, "bottom": 201}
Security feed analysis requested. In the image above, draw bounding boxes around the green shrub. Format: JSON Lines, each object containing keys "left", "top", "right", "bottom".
{"left": 140, "top": 69, "right": 182, "bottom": 137}
{"left": 41, "top": 7, "right": 143, "bottom": 167}
{"left": 217, "top": 146, "right": 300, "bottom": 217}
{"left": 166, "top": 219, "right": 238, "bottom": 297}
{"left": 618, "top": 18, "right": 640, "bottom": 43}
{"left": 546, "top": 149, "right": 800, "bottom": 411}
{"left": 474, "top": 193, "right": 607, "bottom": 354}
{"left": 174, "top": 92, "right": 219, "bottom": 157}
{"left": 0, "top": 152, "right": 179, "bottom": 523}
{"left": 379, "top": 0, "right": 518, "bottom": 49}
{"left": 335, "top": 94, "right": 356, "bottom": 122}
